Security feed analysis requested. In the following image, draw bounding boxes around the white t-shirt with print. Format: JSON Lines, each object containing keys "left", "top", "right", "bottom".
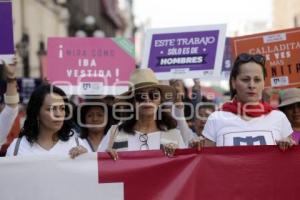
{"left": 202, "top": 110, "right": 293, "bottom": 146}
{"left": 98, "top": 128, "right": 186, "bottom": 152}
{"left": 6, "top": 135, "right": 88, "bottom": 157}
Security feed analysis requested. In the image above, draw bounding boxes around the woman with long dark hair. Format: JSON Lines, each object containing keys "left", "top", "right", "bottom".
{"left": 6, "top": 84, "right": 87, "bottom": 157}
{"left": 79, "top": 98, "right": 113, "bottom": 152}
{"left": 98, "top": 68, "right": 185, "bottom": 159}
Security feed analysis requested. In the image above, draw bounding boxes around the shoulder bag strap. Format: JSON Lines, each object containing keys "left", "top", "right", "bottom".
{"left": 108, "top": 125, "right": 119, "bottom": 149}
{"left": 13, "top": 137, "right": 22, "bottom": 156}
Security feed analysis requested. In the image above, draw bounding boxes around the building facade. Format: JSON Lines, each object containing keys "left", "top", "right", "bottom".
{"left": 12, "top": 0, "right": 68, "bottom": 77}
{"left": 12, "top": 0, "right": 134, "bottom": 78}
{"left": 273, "top": 0, "right": 300, "bottom": 29}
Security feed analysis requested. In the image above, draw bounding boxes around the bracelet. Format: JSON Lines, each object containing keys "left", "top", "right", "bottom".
{"left": 6, "top": 77, "right": 17, "bottom": 83}
{"left": 4, "top": 93, "right": 19, "bottom": 104}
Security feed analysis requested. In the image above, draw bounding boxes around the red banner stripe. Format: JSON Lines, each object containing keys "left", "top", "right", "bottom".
{"left": 98, "top": 146, "right": 300, "bottom": 200}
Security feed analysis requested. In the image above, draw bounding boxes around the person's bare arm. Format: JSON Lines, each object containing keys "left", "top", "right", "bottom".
{"left": 189, "top": 137, "right": 216, "bottom": 150}
{"left": 3, "top": 57, "right": 19, "bottom": 108}
{"left": 204, "top": 139, "right": 216, "bottom": 147}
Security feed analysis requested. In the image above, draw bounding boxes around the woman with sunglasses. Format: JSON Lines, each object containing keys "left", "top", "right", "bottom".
{"left": 6, "top": 84, "right": 88, "bottom": 158}
{"left": 98, "top": 68, "right": 185, "bottom": 159}
{"left": 199, "top": 53, "right": 294, "bottom": 149}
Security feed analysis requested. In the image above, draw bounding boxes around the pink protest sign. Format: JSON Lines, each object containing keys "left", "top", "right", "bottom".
{"left": 47, "top": 38, "right": 135, "bottom": 95}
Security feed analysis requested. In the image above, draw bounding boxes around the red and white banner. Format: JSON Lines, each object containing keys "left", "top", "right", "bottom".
{"left": 1, "top": 146, "right": 300, "bottom": 200}
{"left": 0, "top": 154, "right": 123, "bottom": 200}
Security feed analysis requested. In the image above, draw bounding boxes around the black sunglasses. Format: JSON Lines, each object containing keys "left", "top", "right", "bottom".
{"left": 236, "top": 53, "right": 265, "bottom": 66}
{"left": 134, "top": 90, "right": 161, "bottom": 102}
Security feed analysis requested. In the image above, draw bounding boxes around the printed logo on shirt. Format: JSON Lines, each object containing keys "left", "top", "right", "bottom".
{"left": 233, "top": 136, "right": 266, "bottom": 146}
{"left": 223, "top": 130, "right": 275, "bottom": 146}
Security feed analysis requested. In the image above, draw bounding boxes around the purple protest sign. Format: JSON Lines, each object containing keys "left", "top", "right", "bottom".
{"left": 149, "top": 31, "right": 218, "bottom": 71}
{"left": 0, "top": 0, "right": 14, "bottom": 64}
{"left": 142, "top": 25, "right": 226, "bottom": 80}
{"left": 221, "top": 37, "right": 234, "bottom": 79}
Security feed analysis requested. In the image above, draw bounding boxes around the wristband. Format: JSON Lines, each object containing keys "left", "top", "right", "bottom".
{"left": 4, "top": 93, "right": 19, "bottom": 104}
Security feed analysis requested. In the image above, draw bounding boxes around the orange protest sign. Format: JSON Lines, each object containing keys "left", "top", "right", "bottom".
{"left": 232, "top": 27, "right": 300, "bottom": 88}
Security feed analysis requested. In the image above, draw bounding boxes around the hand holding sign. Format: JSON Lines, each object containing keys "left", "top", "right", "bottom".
{"left": 3, "top": 56, "right": 17, "bottom": 80}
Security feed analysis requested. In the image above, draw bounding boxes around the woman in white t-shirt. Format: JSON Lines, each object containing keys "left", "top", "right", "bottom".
{"left": 79, "top": 98, "right": 114, "bottom": 152}
{"left": 200, "top": 53, "right": 294, "bottom": 150}
{"left": 6, "top": 84, "right": 87, "bottom": 158}
{"left": 98, "top": 68, "right": 185, "bottom": 159}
